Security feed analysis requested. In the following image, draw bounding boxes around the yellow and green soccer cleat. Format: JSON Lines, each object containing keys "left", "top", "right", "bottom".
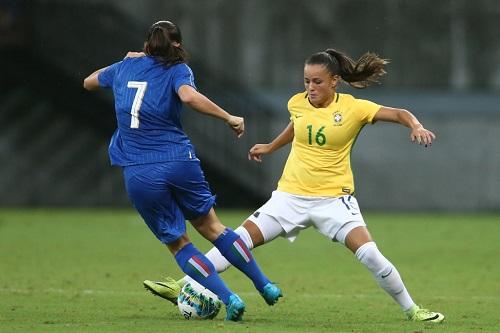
{"left": 143, "top": 277, "right": 182, "bottom": 305}
{"left": 405, "top": 305, "right": 444, "bottom": 323}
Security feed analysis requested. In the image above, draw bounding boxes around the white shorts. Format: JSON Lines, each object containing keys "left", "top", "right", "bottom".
{"left": 247, "top": 191, "right": 366, "bottom": 244}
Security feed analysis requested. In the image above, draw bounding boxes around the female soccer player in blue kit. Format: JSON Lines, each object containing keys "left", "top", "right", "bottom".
{"left": 83, "top": 20, "right": 281, "bottom": 321}
{"left": 145, "top": 48, "right": 444, "bottom": 323}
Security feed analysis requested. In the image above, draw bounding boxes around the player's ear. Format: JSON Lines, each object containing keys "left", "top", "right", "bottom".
{"left": 332, "top": 75, "right": 341, "bottom": 88}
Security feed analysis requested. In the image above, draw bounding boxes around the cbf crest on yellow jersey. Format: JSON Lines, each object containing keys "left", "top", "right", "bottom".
{"left": 277, "top": 92, "right": 380, "bottom": 196}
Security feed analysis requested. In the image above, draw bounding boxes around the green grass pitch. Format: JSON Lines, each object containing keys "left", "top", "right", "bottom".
{"left": 0, "top": 209, "right": 499, "bottom": 332}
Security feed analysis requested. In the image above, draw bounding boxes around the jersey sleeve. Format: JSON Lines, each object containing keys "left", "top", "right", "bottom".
{"left": 172, "top": 64, "right": 197, "bottom": 93}
{"left": 98, "top": 61, "right": 122, "bottom": 88}
{"left": 353, "top": 98, "right": 381, "bottom": 124}
{"left": 287, "top": 92, "right": 306, "bottom": 121}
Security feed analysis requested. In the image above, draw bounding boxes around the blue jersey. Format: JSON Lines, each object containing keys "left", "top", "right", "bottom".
{"left": 98, "top": 57, "right": 197, "bottom": 166}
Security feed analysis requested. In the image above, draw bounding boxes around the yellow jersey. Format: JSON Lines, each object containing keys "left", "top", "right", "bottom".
{"left": 277, "top": 91, "right": 380, "bottom": 196}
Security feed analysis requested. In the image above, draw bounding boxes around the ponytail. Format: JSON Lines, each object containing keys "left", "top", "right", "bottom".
{"left": 143, "top": 21, "right": 188, "bottom": 66}
{"left": 306, "top": 49, "right": 389, "bottom": 89}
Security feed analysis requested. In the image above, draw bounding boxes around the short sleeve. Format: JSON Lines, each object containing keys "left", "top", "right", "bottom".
{"left": 172, "top": 64, "right": 197, "bottom": 93}
{"left": 287, "top": 97, "right": 295, "bottom": 121}
{"left": 353, "top": 99, "right": 381, "bottom": 124}
{"left": 287, "top": 92, "right": 306, "bottom": 122}
{"left": 98, "top": 61, "right": 122, "bottom": 88}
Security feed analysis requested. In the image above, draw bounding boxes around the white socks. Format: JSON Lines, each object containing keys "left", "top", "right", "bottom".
{"left": 181, "top": 226, "right": 254, "bottom": 285}
{"left": 355, "top": 241, "right": 415, "bottom": 311}
{"left": 180, "top": 230, "right": 416, "bottom": 312}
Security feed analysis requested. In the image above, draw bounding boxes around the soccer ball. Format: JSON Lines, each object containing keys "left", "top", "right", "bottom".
{"left": 177, "top": 281, "right": 222, "bottom": 320}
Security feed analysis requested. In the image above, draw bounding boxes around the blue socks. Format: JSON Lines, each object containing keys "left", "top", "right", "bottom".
{"left": 213, "top": 228, "right": 270, "bottom": 292}
{"left": 175, "top": 243, "right": 232, "bottom": 304}
{"left": 175, "top": 228, "right": 271, "bottom": 305}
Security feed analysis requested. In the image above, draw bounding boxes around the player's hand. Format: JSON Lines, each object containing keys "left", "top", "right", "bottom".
{"left": 124, "top": 51, "right": 146, "bottom": 59}
{"left": 410, "top": 125, "right": 436, "bottom": 147}
{"left": 226, "top": 115, "right": 244, "bottom": 138}
{"left": 248, "top": 144, "right": 271, "bottom": 162}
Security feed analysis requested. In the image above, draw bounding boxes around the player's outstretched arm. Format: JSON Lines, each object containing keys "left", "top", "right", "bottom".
{"left": 83, "top": 66, "right": 108, "bottom": 91}
{"left": 373, "top": 106, "right": 436, "bottom": 147}
{"left": 83, "top": 52, "right": 142, "bottom": 91}
{"left": 177, "top": 85, "right": 244, "bottom": 137}
{"left": 248, "top": 121, "right": 294, "bottom": 162}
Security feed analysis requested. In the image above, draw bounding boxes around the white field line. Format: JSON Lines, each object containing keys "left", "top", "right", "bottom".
{"left": 0, "top": 288, "right": 498, "bottom": 301}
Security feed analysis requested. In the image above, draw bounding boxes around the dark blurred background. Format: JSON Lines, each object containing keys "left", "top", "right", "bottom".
{"left": 1, "top": 0, "right": 499, "bottom": 211}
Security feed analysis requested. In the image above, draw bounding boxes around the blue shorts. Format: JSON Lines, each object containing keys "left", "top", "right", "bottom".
{"left": 122, "top": 161, "right": 216, "bottom": 244}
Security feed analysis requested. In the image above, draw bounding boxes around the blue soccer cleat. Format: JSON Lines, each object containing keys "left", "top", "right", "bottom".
{"left": 260, "top": 282, "right": 283, "bottom": 306}
{"left": 225, "top": 294, "right": 245, "bottom": 321}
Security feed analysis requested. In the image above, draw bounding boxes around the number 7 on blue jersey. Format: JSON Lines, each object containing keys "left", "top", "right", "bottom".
{"left": 127, "top": 81, "right": 148, "bottom": 128}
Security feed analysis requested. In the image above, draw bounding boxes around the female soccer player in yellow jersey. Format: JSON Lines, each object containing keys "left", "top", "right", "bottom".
{"left": 144, "top": 49, "right": 444, "bottom": 323}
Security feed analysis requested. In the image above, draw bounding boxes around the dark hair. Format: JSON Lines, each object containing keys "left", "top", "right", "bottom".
{"left": 306, "top": 49, "right": 389, "bottom": 89}
{"left": 143, "top": 20, "right": 188, "bottom": 66}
